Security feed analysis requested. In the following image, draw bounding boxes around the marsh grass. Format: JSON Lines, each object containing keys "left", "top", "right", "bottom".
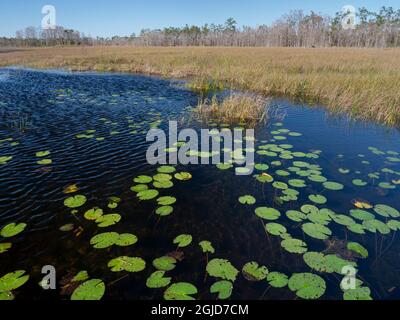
{"left": 196, "top": 93, "right": 268, "bottom": 125}
{"left": 1, "top": 46, "right": 399, "bottom": 126}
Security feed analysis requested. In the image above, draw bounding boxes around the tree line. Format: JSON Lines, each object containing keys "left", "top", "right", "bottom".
{"left": 1, "top": 6, "right": 399, "bottom": 48}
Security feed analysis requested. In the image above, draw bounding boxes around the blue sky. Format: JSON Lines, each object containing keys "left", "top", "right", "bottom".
{"left": 0, "top": 0, "right": 398, "bottom": 37}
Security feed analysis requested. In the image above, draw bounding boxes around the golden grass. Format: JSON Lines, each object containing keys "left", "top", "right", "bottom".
{"left": 196, "top": 94, "right": 268, "bottom": 125}
{"left": 1, "top": 46, "right": 399, "bottom": 126}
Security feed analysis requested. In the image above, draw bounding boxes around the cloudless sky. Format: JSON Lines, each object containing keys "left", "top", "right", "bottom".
{"left": 0, "top": 0, "right": 398, "bottom": 37}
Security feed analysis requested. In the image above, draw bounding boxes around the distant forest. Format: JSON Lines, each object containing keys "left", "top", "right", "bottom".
{"left": 1, "top": 6, "right": 400, "bottom": 48}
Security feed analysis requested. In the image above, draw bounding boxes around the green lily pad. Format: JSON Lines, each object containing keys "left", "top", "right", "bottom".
{"left": 325, "top": 255, "right": 357, "bottom": 274}
{"left": 0, "top": 291, "right": 14, "bottom": 300}
{"left": 288, "top": 273, "right": 326, "bottom": 300}
{"left": 303, "top": 252, "right": 334, "bottom": 273}
{"left": 156, "top": 206, "right": 174, "bottom": 216}
{"left": 374, "top": 204, "right": 400, "bottom": 218}
{"left": 130, "top": 184, "right": 148, "bottom": 193}
{"left": 239, "top": 195, "right": 256, "bottom": 205}
{"left": 115, "top": 233, "right": 138, "bottom": 247}
{"left": 286, "top": 210, "right": 307, "bottom": 222}
{"left": 353, "top": 179, "right": 367, "bottom": 187}
{"left": 281, "top": 238, "right": 308, "bottom": 254}
{"left": 174, "top": 172, "right": 192, "bottom": 181}
{"left": 199, "top": 241, "right": 215, "bottom": 254}
{"left": 265, "top": 223, "right": 287, "bottom": 237}
{"left": 137, "top": 189, "right": 159, "bottom": 200}
{"left": 0, "top": 243, "right": 12, "bottom": 254}
{"left": 242, "top": 262, "right": 269, "bottom": 281}
{"left": 146, "top": 271, "right": 172, "bottom": 289}
{"left": 64, "top": 195, "right": 87, "bottom": 208}
{"left": 363, "top": 219, "right": 391, "bottom": 235}
{"left": 301, "top": 204, "right": 319, "bottom": 215}
{"left": 154, "top": 180, "right": 174, "bottom": 189}
{"left": 347, "top": 242, "right": 368, "bottom": 258}
{"left": 71, "top": 279, "right": 105, "bottom": 301}
{"left": 206, "top": 259, "right": 239, "bottom": 282}
{"left": 134, "top": 175, "right": 153, "bottom": 184}
{"left": 153, "top": 256, "right": 177, "bottom": 271}
{"left": 90, "top": 232, "right": 120, "bottom": 249}
{"left": 288, "top": 179, "right": 307, "bottom": 188}
{"left": 255, "top": 207, "right": 281, "bottom": 221}
{"left": 387, "top": 220, "right": 400, "bottom": 231}
{"left": 153, "top": 173, "right": 173, "bottom": 182}
{"left": 323, "top": 182, "right": 344, "bottom": 191}
{"left": 0, "top": 270, "right": 29, "bottom": 292}
{"left": 36, "top": 151, "right": 51, "bottom": 158}
{"left": 302, "top": 223, "right": 332, "bottom": 240}
{"left": 95, "top": 214, "right": 122, "bottom": 228}
{"left": 0, "top": 156, "right": 13, "bottom": 165}
{"left": 350, "top": 210, "right": 375, "bottom": 221}
{"left": 267, "top": 272, "right": 288, "bottom": 288}
{"left": 308, "top": 195, "right": 327, "bottom": 205}
{"left": 331, "top": 214, "right": 356, "bottom": 227}
{"left": 72, "top": 271, "right": 89, "bottom": 282}
{"left": 157, "top": 196, "right": 177, "bottom": 206}
{"left": 108, "top": 256, "right": 146, "bottom": 273}
{"left": 164, "top": 282, "right": 197, "bottom": 301}
{"left": 157, "top": 166, "right": 176, "bottom": 174}
{"left": 84, "top": 208, "right": 103, "bottom": 221}
{"left": 255, "top": 164, "right": 269, "bottom": 171}
{"left": 173, "top": 234, "right": 192, "bottom": 248}
{"left": 0, "top": 223, "right": 27, "bottom": 238}
{"left": 210, "top": 280, "right": 233, "bottom": 300}
{"left": 37, "top": 159, "right": 52, "bottom": 165}
{"left": 343, "top": 287, "right": 372, "bottom": 300}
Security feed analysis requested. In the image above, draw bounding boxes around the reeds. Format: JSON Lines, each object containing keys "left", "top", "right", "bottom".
{"left": 196, "top": 93, "right": 268, "bottom": 125}
{"left": 1, "top": 46, "right": 399, "bottom": 126}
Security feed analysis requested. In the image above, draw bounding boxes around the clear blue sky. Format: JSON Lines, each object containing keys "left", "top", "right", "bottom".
{"left": 0, "top": 0, "right": 398, "bottom": 37}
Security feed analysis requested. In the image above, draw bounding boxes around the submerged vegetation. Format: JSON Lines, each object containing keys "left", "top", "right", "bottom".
{"left": 1, "top": 46, "right": 399, "bottom": 126}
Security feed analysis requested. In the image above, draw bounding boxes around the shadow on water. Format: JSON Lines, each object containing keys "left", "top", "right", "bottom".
{"left": 0, "top": 68, "right": 400, "bottom": 300}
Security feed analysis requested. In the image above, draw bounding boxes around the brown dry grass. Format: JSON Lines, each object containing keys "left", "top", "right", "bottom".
{"left": 1, "top": 46, "right": 399, "bottom": 126}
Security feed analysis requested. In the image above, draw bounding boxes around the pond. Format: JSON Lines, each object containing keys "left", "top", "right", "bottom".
{"left": 0, "top": 68, "right": 400, "bottom": 301}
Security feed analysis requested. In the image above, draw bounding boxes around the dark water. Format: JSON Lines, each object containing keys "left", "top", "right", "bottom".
{"left": 0, "top": 68, "right": 400, "bottom": 300}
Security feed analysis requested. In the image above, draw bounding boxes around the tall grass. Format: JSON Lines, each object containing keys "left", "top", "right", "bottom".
{"left": 1, "top": 46, "right": 399, "bottom": 126}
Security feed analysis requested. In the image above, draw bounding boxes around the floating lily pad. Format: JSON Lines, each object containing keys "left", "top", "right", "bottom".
{"left": 174, "top": 172, "right": 192, "bottom": 181}
{"left": 267, "top": 272, "right": 288, "bottom": 288}
{"left": 352, "top": 179, "right": 367, "bottom": 187}
{"left": 374, "top": 204, "right": 400, "bottom": 218}
{"left": 130, "top": 184, "right": 149, "bottom": 193}
{"left": 64, "top": 195, "right": 87, "bottom": 208}
{"left": 0, "top": 156, "right": 13, "bottom": 165}
{"left": 37, "top": 159, "right": 52, "bottom": 165}
{"left": 323, "top": 182, "right": 344, "bottom": 191}
{"left": 133, "top": 175, "right": 153, "bottom": 184}
{"left": 90, "top": 232, "right": 120, "bottom": 249}
{"left": 95, "top": 214, "right": 121, "bottom": 228}
{"left": 255, "top": 207, "right": 281, "bottom": 221}
{"left": 343, "top": 287, "right": 372, "bottom": 300}
{"left": 288, "top": 179, "right": 307, "bottom": 188}
{"left": 173, "top": 234, "right": 192, "bottom": 248}
{"left": 206, "top": 259, "right": 239, "bottom": 282}
{"left": 0, "top": 223, "right": 27, "bottom": 238}
{"left": 363, "top": 219, "right": 391, "bottom": 235}
{"left": 156, "top": 206, "right": 174, "bottom": 216}
{"left": 255, "top": 173, "right": 274, "bottom": 183}
{"left": 157, "top": 196, "right": 177, "bottom": 206}
{"left": 157, "top": 166, "right": 176, "bottom": 174}
{"left": 164, "top": 282, "right": 197, "bottom": 301}
{"left": 347, "top": 242, "right": 368, "bottom": 258}
{"left": 72, "top": 271, "right": 89, "bottom": 282}
{"left": 210, "top": 280, "right": 233, "bottom": 300}
{"left": 308, "top": 195, "right": 327, "bottom": 205}
{"left": 71, "top": 279, "right": 105, "bottom": 301}
{"left": 281, "top": 239, "right": 307, "bottom": 254}
{"left": 108, "top": 256, "right": 146, "bottom": 273}
{"left": 265, "top": 223, "right": 287, "bottom": 237}
{"left": 331, "top": 214, "right": 356, "bottom": 227}
{"left": 239, "top": 195, "right": 256, "bottom": 205}
{"left": 137, "top": 189, "right": 159, "bottom": 201}
{"left": 199, "top": 241, "right": 215, "bottom": 254}
{"left": 153, "top": 256, "right": 177, "bottom": 271}
{"left": 146, "top": 271, "right": 172, "bottom": 289}
{"left": 288, "top": 273, "right": 326, "bottom": 300}
{"left": 0, "top": 291, "right": 14, "bottom": 300}
{"left": 302, "top": 223, "right": 332, "bottom": 240}
{"left": 0, "top": 270, "right": 29, "bottom": 292}
{"left": 303, "top": 252, "right": 334, "bottom": 273}
{"left": 286, "top": 210, "right": 307, "bottom": 222}
{"left": 0, "top": 243, "right": 12, "bottom": 254}
{"left": 242, "top": 262, "right": 269, "bottom": 281}
{"left": 84, "top": 208, "right": 103, "bottom": 221}
{"left": 350, "top": 210, "right": 375, "bottom": 221}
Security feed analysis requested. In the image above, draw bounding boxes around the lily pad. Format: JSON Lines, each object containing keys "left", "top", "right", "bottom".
{"left": 210, "top": 280, "right": 233, "bottom": 300}
{"left": 363, "top": 219, "right": 391, "bottom": 235}
{"left": 0, "top": 243, "right": 12, "bottom": 254}
{"left": 302, "top": 223, "right": 332, "bottom": 240}
{"left": 281, "top": 239, "right": 308, "bottom": 254}
{"left": 199, "top": 241, "right": 215, "bottom": 254}
{"left": 343, "top": 287, "right": 372, "bottom": 300}
{"left": 134, "top": 175, "right": 153, "bottom": 184}
{"left": 0, "top": 270, "right": 29, "bottom": 292}
{"left": 374, "top": 204, "right": 400, "bottom": 218}
{"left": 146, "top": 271, "right": 172, "bottom": 289}
{"left": 239, "top": 195, "right": 256, "bottom": 205}
{"left": 323, "top": 182, "right": 344, "bottom": 191}
{"left": 157, "top": 166, "right": 176, "bottom": 174}
{"left": 130, "top": 184, "right": 148, "bottom": 193}
{"left": 64, "top": 195, "right": 87, "bottom": 208}
{"left": 84, "top": 208, "right": 103, "bottom": 221}
{"left": 267, "top": 272, "right": 288, "bottom": 288}
{"left": 174, "top": 172, "right": 192, "bottom": 181}
{"left": 95, "top": 214, "right": 122, "bottom": 228}
{"left": 153, "top": 256, "right": 177, "bottom": 271}
{"left": 288, "top": 273, "right": 326, "bottom": 300}
{"left": 303, "top": 252, "right": 334, "bottom": 273}
{"left": 108, "top": 256, "right": 146, "bottom": 273}
{"left": 347, "top": 242, "right": 368, "bottom": 259}
{"left": 173, "top": 234, "right": 192, "bottom": 248}
{"left": 206, "top": 259, "right": 239, "bottom": 282}
{"left": 265, "top": 223, "right": 287, "bottom": 237}
{"left": 164, "top": 282, "right": 197, "bottom": 301}
{"left": 157, "top": 196, "right": 177, "bottom": 206}
{"left": 286, "top": 210, "right": 307, "bottom": 222}
{"left": 308, "top": 195, "right": 327, "bottom": 205}
{"left": 255, "top": 207, "right": 281, "bottom": 221}
{"left": 242, "top": 262, "right": 269, "bottom": 281}
{"left": 0, "top": 223, "right": 27, "bottom": 238}
{"left": 137, "top": 189, "right": 159, "bottom": 201}
{"left": 71, "top": 279, "right": 105, "bottom": 301}
{"left": 350, "top": 210, "right": 375, "bottom": 221}
{"left": 156, "top": 206, "right": 174, "bottom": 216}
{"left": 90, "top": 232, "right": 120, "bottom": 249}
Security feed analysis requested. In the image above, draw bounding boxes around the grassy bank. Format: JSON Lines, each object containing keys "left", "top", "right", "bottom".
{"left": 1, "top": 46, "right": 399, "bottom": 126}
